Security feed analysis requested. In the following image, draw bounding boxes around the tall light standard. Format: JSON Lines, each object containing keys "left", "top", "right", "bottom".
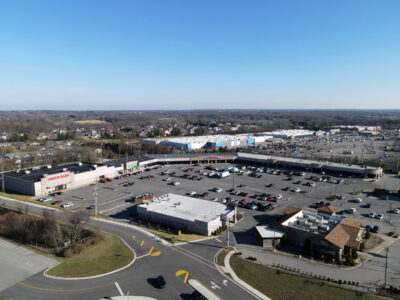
{"left": 94, "top": 186, "right": 98, "bottom": 216}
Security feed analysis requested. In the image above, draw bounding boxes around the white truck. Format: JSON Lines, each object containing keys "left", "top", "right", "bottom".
{"left": 218, "top": 170, "right": 230, "bottom": 178}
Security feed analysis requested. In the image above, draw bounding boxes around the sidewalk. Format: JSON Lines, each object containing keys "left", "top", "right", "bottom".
{"left": 223, "top": 250, "right": 270, "bottom": 300}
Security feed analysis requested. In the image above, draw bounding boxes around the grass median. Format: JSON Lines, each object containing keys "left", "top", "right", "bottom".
{"left": 230, "top": 254, "right": 378, "bottom": 300}
{"left": 217, "top": 248, "right": 233, "bottom": 266}
{"left": 47, "top": 234, "right": 134, "bottom": 278}
{"left": 142, "top": 227, "right": 206, "bottom": 244}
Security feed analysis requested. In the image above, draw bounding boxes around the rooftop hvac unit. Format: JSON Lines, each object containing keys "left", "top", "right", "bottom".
{"left": 93, "top": 164, "right": 97, "bottom": 168}
{"left": 63, "top": 168, "right": 67, "bottom": 172}
{"left": 25, "top": 170, "right": 31, "bottom": 174}
{"left": 46, "top": 165, "right": 52, "bottom": 169}
{"left": 77, "top": 162, "right": 83, "bottom": 166}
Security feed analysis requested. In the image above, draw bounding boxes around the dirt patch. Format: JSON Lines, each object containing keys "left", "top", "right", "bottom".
{"left": 363, "top": 234, "right": 385, "bottom": 253}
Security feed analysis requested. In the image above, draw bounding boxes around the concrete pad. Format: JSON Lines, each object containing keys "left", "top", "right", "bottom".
{"left": 0, "top": 238, "right": 58, "bottom": 292}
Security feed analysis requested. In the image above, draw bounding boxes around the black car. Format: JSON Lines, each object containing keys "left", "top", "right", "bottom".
{"left": 192, "top": 290, "right": 207, "bottom": 300}
{"left": 371, "top": 225, "right": 379, "bottom": 233}
{"left": 156, "top": 275, "right": 167, "bottom": 289}
{"left": 365, "top": 225, "right": 371, "bottom": 231}
{"left": 87, "top": 204, "right": 95, "bottom": 209}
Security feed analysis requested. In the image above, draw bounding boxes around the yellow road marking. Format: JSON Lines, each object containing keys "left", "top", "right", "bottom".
{"left": 150, "top": 250, "right": 161, "bottom": 257}
{"left": 19, "top": 281, "right": 114, "bottom": 293}
{"left": 140, "top": 240, "right": 144, "bottom": 246}
{"left": 132, "top": 235, "right": 136, "bottom": 239}
{"left": 175, "top": 270, "right": 189, "bottom": 284}
{"left": 148, "top": 246, "right": 154, "bottom": 254}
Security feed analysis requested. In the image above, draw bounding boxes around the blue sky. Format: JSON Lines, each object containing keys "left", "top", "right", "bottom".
{"left": 0, "top": 0, "right": 399, "bottom": 110}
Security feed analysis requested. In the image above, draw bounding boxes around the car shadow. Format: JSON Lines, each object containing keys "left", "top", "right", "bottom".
{"left": 147, "top": 278, "right": 159, "bottom": 289}
{"left": 180, "top": 293, "right": 193, "bottom": 300}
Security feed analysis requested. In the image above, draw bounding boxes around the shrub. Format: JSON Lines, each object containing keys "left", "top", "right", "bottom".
{"left": 246, "top": 256, "right": 257, "bottom": 261}
{"left": 345, "top": 254, "right": 354, "bottom": 266}
{"left": 388, "top": 232, "right": 395, "bottom": 237}
{"left": 365, "top": 230, "right": 371, "bottom": 239}
{"left": 276, "top": 270, "right": 281, "bottom": 275}
{"left": 360, "top": 242, "right": 365, "bottom": 252}
{"left": 352, "top": 248, "right": 358, "bottom": 259}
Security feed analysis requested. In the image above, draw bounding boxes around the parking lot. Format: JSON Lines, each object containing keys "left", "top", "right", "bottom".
{"left": 45, "top": 162, "right": 400, "bottom": 237}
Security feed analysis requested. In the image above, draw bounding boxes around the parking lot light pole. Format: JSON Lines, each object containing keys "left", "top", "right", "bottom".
{"left": 94, "top": 186, "right": 98, "bottom": 216}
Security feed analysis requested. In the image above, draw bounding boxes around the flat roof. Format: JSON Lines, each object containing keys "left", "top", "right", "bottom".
{"left": 255, "top": 226, "right": 285, "bottom": 239}
{"left": 138, "top": 193, "right": 233, "bottom": 223}
{"left": 4, "top": 162, "right": 100, "bottom": 182}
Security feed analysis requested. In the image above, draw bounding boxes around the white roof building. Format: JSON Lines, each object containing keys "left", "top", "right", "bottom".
{"left": 137, "top": 193, "right": 235, "bottom": 236}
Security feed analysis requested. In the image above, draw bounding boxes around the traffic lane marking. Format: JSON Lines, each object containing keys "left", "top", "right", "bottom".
{"left": 18, "top": 281, "right": 115, "bottom": 293}
{"left": 115, "top": 282, "right": 124, "bottom": 296}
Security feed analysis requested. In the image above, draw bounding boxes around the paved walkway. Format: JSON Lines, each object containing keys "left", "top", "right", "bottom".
{"left": 223, "top": 250, "right": 270, "bottom": 300}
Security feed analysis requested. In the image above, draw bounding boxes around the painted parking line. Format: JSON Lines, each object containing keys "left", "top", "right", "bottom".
{"left": 148, "top": 246, "right": 154, "bottom": 254}
{"left": 115, "top": 282, "right": 124, "bottom": 296}
{"left": 215, "top": 238, "right": 222, "bottom": 243}
{"left": 140, "top": 240, "right": 144, "bottom": 246}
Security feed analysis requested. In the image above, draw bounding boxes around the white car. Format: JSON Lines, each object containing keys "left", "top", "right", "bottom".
{"left": 221, "top": 199, "right": 227, "bottom": 204}
{"left": 189, "top": 191, "right": 197, "bottom": 196}
{"left": 369, "top": 211, "right": 376, "bottom": 218}
{"left": 163, "top": 177, "right": 171, "bottom": 181}
{"left": 293, "top": 188, "right": 301, "bottom": 193}
{"left": 348, "top": 208, "right": 356, "bottom": 214}
{"left": 214, "top": 188, "right": 222, "bottom": 193}
{"left": 61, "top": 202, "right": 73, "bottom": 208}
{"left": 355, "top": 198, "right": 362, "bottom": 203}
{"left": 212, "top": 198, "right": 219, "bottom": 202}
{"left": 375, "top": 214, "right": 384, "bottom": 220}
{"left": 393, "top": 208, "right": 400, "bottom": 214}
{"left": 276, "top": 194, "right": 283, "bottom": 200}
{"left": 38, "top": 196, "right": 52, "bottom": 202}
{"left": 172, "top": 181, "right": 180, "bottom": 186}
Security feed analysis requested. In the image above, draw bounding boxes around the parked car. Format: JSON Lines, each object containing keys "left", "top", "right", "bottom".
{"left": 156, "top": 275, "right": 167, "bottom": 289}
{"left": 87, "top": 204, "right": 95, "bottom": 209}
{"left": 52, "top": 200, "right": 63, "bottom": 205}
{"left": 61, "top": 202, "right": 73, "bottom": 208}
{"left": 375, "top": 214, "right": 384, "bottom": 220}
{"left": 293, "top": 188, "right": 301, "bottom": 193}
{"left": 371, "top": 225, "right": 379, "bottom": 233}
{"left": 202, "top": 192, "right": 209, "bottom": 197}
{"left": 106, "top": 178, "right": 112, "bottom": 182}
{"left": 38, "top": 197, "right": 52, "bottom": 202}
{"left": 348, "top": 208, "right": 356, "bottom": 214}
{"left": 369, "top": 211, "right": 376, "bottom": 218}
{"left": 99, "top": 178, "right": 107, "bottom": 183}
{"left": 393, "top": 208, "right": 400, "bottom": 214}
{"left": 189, "top": 191, "right": 197, "bottom": 196}
{"left": 355, "top": 198, "right": 362, "bottom": 203}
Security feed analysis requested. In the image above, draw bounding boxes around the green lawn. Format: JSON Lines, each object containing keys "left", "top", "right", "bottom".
{"left": 230, "top": 255, "right": 378, "bottom": 300}
{"left": 217, "top": 248, "right": 233, "bottom": 266}
{"left": 0, "top": 191, "right": 66, "bottom": 210}
{"left": 142, "top": 227, "right": 206, "bottom": 244}
{"left": 47, "top": 234, "right": 134, "bottom": 278}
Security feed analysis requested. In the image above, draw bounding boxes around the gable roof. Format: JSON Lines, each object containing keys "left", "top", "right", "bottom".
{"left": 325, "top": 218, "right": 362, "bottom": 249}
{"left": 283, "top": 206, "right": 302, "bottom": 216}
{"left": 317, "top": 206, "right": 338, "bottom": 215}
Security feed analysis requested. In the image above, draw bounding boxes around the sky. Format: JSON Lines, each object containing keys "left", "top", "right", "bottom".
{"left": 0, "top": 0, "right": 399, "bottom": 110}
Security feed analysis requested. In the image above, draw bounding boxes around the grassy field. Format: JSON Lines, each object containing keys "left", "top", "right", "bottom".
{"left": 217, "top": 248, "right": 233, "bottom": 266}
{"left": 142, "top": 227, "right": 206, "bottom": 244}
{"left": 47, "top": 234, "right": 133, "bottom": 278}
{"left": 230, "top": 255, "right": 379, "bottom": 300}
{"left": 0, "top": 191, "right": 65, "bottom": 211}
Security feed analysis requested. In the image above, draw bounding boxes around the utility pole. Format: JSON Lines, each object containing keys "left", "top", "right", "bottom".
{"left": 94, "top": 186, "right": 98, "bottom": 216}
{"left": 384, "top": 247, "right": 389, "bottom": 291}
{"left": 232, "top": 171, "right": 235, "bottom": 189}
{"left": 1, "top": 172, "right": 4, "bottom": 193}
{"left": 226, "top": 219, "right": 230, "bottom": 248}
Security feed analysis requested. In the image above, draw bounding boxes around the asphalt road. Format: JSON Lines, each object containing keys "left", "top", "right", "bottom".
{"left": 0, "top": 200, "right": 259, "bottom": 300}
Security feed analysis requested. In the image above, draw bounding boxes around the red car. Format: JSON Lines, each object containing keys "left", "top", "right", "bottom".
{"left": 52, "top": 200, "right": 63, "bottom": 205}
{"left": 240, "top": 199, "right": 247, "bottom": 204}
{"left": 267, "top": 196, "right": 276, "bottom": 202}
{"left": 240, "top": 192, "right": 249, "bottom": 197}
{"left": 99, "top": 178, "right": 107, "bottom": 183}
{"left": 207, "top": 165, "right": 214, "bottom": 170}
{"left": 106, "top": 178, "right": 113, "bottom": 182}
{"left": 203, "top": 192, "right": 209, "bottom": 197}
{"left": 185, "top": 168, "right": 193, "bottom": 172}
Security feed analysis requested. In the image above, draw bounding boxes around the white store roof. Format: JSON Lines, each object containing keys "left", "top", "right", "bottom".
{"left": 139, "top": 193, "right": 233, "bottom": 222}
{"left": 255, "top": 226, "right": 285, "bottom": 239}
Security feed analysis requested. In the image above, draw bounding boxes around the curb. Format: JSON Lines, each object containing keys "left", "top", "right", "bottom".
{"left": 43, "top": 233, "right": 136, "bottom": 280}
{"left": 224, "top": 250, "right": 270, "bottom": 300}
{"left": 90, "top": 217, "right": 171, "bottom": 246}
{"left": 0, "top": 196, "right": 58, "bottom": 211}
